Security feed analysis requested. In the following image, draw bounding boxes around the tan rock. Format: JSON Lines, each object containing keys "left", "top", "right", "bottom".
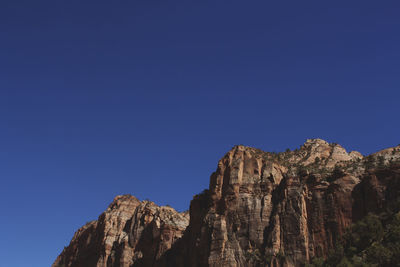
{"left": 53, "top": 195, "right": 188, "bottom": 267}
{"left": 54, "top": 139, "right": 400, "bottom": 267}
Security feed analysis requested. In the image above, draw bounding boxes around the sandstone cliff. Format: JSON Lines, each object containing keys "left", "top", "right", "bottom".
{"left": 53, "top": 195, "right": 189, "bottom": 267}
{"left": 54, "top": 139, "right": 400, "bottom": 267}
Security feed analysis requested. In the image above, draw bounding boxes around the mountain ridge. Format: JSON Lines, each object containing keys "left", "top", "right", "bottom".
{"left": 53, "top": 139, "right": 400, "bottom": 267}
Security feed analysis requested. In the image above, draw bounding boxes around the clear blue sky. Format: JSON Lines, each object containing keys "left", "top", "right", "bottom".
{"left": 1, "top": 1, "right": 399, "bottom": 266}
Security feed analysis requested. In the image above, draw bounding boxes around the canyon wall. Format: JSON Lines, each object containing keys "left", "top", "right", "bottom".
{"left": 54, "top": 139, "right": 400, "bottom": 267}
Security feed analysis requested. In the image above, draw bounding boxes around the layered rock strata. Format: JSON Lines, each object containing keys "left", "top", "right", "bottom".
{"left": 53, "top": 195, "right": 189, "bottom": 267}
{"left": 54, "top": 139, "right": 400, "bottom": 267}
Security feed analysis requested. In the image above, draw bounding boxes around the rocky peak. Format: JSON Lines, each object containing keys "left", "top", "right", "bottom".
{"left": 303, "top": 138, "right": 329, "bottom": 147}
{"left": 370, "top": 144, "right": 400, "bottom": 164}
{"left": 53, "top": 195, "right": 189, "bottom": 267}
{"left": 169, "top": 141, "right": 400, "bottom": 267}
{"left": 219, "top": 139, "right": 364, "bottom": 181}
{"left": 297, "top": 138, "right": 363, "bottom": 167}
{"left": 54, "top": 141, "right": 400, "bottom": 267}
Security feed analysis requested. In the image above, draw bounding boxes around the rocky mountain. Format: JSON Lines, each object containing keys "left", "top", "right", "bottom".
{"left": 53, "top": 139, "right": 400, "bottom": 267}
{"left": 53, "top": 195, "right": 189, "bottom": 267}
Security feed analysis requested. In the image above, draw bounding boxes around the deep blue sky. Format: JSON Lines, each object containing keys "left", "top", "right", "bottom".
{"left": 1, "top": 1, "right": 399, "bottom": 266}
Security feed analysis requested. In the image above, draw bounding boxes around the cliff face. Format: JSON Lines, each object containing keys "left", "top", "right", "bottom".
{"left": 54, "top": 139, "right": 400, "bottom": 267}
{"left": 53, "top": 195, "right": 189, "bottom": 267}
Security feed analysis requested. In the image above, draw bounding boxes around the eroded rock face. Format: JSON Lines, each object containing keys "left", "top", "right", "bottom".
{"left": 53, "top": 195, "right": 189, "bottom": 267}
{"left": 54, "top": 139, "right": 400, "bottom": 267}
{"left": 162, "top": 140, "right": 400, "bottom": 267}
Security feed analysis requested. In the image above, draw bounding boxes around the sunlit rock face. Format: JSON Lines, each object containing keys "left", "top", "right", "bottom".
{"left": 54, "top": 140, "right": 400, "bottom": 267}
{"left": 53, "top": 195, "right": 189, "bottom": 267}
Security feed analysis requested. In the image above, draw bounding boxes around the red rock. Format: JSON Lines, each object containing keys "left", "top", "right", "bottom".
{"left": 54, "top": 139, "right": 400, "bottom": 267}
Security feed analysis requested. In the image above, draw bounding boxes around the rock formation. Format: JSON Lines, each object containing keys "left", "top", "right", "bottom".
{"left": 54, "top": 139, "right": 400, "bottom": 267}
{"left": 53, "top": 195, "right": 189, "bottom": 267}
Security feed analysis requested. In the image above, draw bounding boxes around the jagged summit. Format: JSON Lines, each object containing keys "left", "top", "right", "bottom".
{"left": 304, "top": 138, "right": 328, "bottom": 145}
{"left": 54, "top": 140, "right": 400, "bottom": 267}
{"left": 53, "top": 194, "right": 189, "bottom": 267}
{"left": 228, "top": 139, "right": 364, "bottom": 174}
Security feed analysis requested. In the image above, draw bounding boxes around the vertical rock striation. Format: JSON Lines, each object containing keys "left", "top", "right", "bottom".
{"left": 54, "top": 139, "right": 400, "bottom": 267}
{"left": 53, "top": 195, "right": 189, "bottom": 267}
{"left": 163, "top": 140, "right": 400, "bottom": 267}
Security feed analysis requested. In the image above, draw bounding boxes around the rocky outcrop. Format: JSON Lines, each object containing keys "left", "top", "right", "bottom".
{"left": 53, "top": 195, "right": 189, "bottom": 267}
{"left": 54, "top": 139, "right": 400, "bottom": 267}
{"left": 163, "top": 140, "right": 400, "bottom": 267}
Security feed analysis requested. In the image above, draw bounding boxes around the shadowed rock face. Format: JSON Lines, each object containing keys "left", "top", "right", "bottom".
{"left": 54, "top": 139, "right": 400, "bottom": 267}
{"left": 53, "top": 195, "right": 189, "bottom": 267}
